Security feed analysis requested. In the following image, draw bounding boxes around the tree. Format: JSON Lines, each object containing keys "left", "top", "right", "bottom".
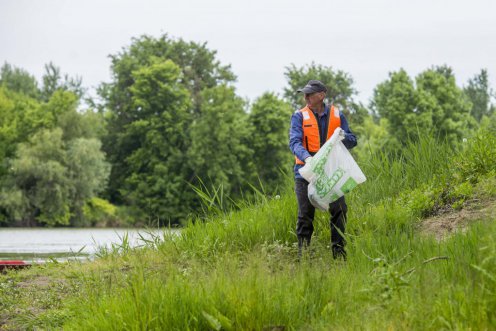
{"left": 284, "top": 62, "right": 357, "bottom": 115}
{"left": 66, "top": 138, "right": 110, "bottom": 226}
{"left": 0, "top": 62, "right": 39, "bottom": 99}
{"left": 101, "top": 35, "right": 236, "bottom": 206}
{"left": 371, "top": 66, "right": 474, "bottom": 146}
{"left": 371, "top": 69, "right": 419, "bottom": 145}
{"left": 188, "top": 85, "right": 255, "bottom": 197}
{"left": 40, "top": 62, "right": 85, "bottom": 101}
{"left": 0, "top": 87, "right": 21, "bottom": 176}
{"left": 464, "top": 69, "right": 494, "bottom": 123}
{"left": 0, "top": 83, "right": 110, "bottom": 226}
{"left": 415, "top": 66, "right": 474, "bottom": 142}
{"left": 112, "top": 59, "right": 195, "bottom": 223}
{"left": 0, "top": 128, "right": 110, "bottom": 227}
{"left": 352, "top": 116, "right": 389, "bottom": 162}
{"left": 247, "top": 92, "right": 294, "bottom": 189}
{"left": 0, "top": 87, "right": 49, "bottom": 177}
{"left": 1, "top": 129, "right": 71, "bottom": 226}
{"left": 99, "top": 34, "right": 235, "bottom": 117}
{"left": 480, "top": 111, "right": 496, "bottom": 131}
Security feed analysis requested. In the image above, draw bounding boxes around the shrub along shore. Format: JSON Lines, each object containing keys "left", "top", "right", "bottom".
{"left": 1, "top": 128, "right": 495, "bottom": 330}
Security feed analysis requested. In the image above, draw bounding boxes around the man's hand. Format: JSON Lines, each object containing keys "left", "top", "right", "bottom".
{"left": 304, "top": 156, "right": 313, "bottom": 164}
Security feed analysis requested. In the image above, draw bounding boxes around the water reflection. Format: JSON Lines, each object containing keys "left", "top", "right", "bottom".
{"left": 0, "top": 228, "right": 169, "bottom": 262}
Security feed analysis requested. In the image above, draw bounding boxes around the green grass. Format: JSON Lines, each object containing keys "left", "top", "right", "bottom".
{"left": 1, "top": 128, "right": 495, "bottom": 330}
{"left": 62, "top": 221, "right": 496, "bottom": 330}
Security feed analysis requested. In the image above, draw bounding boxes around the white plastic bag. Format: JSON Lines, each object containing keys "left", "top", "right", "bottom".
{"left": 299, "top": 127, "right": 366, "bottom": 211}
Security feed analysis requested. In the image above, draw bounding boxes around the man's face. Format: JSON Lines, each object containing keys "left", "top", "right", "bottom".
{"left": 304, "top": 91, "right": 325, "bottom": 108}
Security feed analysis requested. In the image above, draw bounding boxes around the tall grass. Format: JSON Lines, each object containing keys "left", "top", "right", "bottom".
{"left": 352, "top": 134, "right": 454, "bottom": 206}
{"left": 62, "top": 129, "right": 496, "bottom": 330}
{"left": 161, "top": 133, "right": 458, "bottom": 259}
{"left": 65, "top": 221, "right": 496, "bottom": 330}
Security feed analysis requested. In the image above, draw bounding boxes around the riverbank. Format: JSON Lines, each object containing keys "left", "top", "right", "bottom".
{"left": 1, "top": 197, "right": 495, "bottom": 330}
{"left": 1, "top": 131, "right": 495, "bottom": 330}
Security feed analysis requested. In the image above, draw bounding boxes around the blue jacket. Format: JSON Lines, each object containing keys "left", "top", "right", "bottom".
{"left": 289, "top": 104, "right": 357, "bottom": 179}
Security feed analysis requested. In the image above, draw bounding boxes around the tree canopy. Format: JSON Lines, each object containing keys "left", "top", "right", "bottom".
{"left": 372, "top": 66, "right": 476, "bottom": 147}
{"left": 0, "top": 34, "right": 494, "bottom": 227}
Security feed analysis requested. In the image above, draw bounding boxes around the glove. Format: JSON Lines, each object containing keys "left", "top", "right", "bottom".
{"left": 333, "top": 127, "right": 345, "bottom": 140}
{"left": 304, "top": 156, "right": 313, "bottom": 164}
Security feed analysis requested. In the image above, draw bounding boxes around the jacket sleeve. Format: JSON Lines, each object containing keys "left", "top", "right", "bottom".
{"left": 339, "top": 112, "right": 357, "bottom": 149}
{"left": 289, "top": 111, "right": 312, "bottom": 161}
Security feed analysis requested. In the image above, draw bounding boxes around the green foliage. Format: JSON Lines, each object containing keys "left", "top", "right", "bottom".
{"left": 372, "top": 66, "right": 476, "bottom": 147}
{"left": 454, "top": 128, "right": 496, "bottom": 183}
{"left": 0, "top": 127, "right": 110, "bottom": 226}
{"left": 480, "top": 111, "right": 496, "bottom": 132}
{"left": 0, "top": 82, "right": 110, "bottom": 226}
{"left": 473, "top": 172, "right": 496, "bottom": 199}
{"left": 40, "top": 62, "right": 85, "bottom": 101}
{"left": 416, "top": 65, "right": 475, "bottom": 141}
{"left": 66, "top": 138, "right": 111, "bottom": 226}
{"left": 1, "top": 129, "right": 71, "bottom": 226}
{"left": 0, "top": 87, "right": 21, "bottom": 174}
{"left": 57, "top": 107, "right": 107, "bottom": 142}
{"left": 449, "top": 182, "right": 474, "bottom": 210}
{"left": 353, "top": 132, "right": 454, "bottom": 210}
{"left": 352, "top": 116, "right": 389, "bottom": 162}
{"left": 364, "top": 255, "right": 412, "bottom": 302}
{"left": 284, "top": 62, "right": 357, "bottom": 114}
{"left": 0, "top": 62, "right": 40, "bottom": 99}
{"left": 37, "top": 89, "right": 79, "bottom": 131}
{"left": 0, "top": 87, "right": 48, "bottom": 175}
{"left": 188, "top": 85, "right": 254, "bottom": 195}
{"left": 371, "top": 69, "right": 418, "bottom": 145}
{"left": 0, "top": 61, "right": 85, "bottom": 102}
{"left": 62, "top": 214, "right": 496, "bottom": 330}
{"left": 1, "top": 43, "right": 495, "bottom": 233}
{"left": 2, "top": 118, "right": 496, "bottom": 330}
{"left": 82, "top": 197, "right": 118, "bottom": 226}
{"left": 100, "top": 34, "right": 235, "bottom": 117}
{"left": 114, "top": 59, "right": 195, "bottom": 223}
{"left": 400, "top": 184, "right": 444, "bottom": 218}
{"left": 101, "top": 34, "right": 247, "bottom": 224}
{"left": 393, "top": 128, "right": 496, "bottom": 216}
{"left": 464, "top": 69, "right": 494, "bottom": 122}
{"left": 247, "top": 92, "right": 294, "bottom": 189}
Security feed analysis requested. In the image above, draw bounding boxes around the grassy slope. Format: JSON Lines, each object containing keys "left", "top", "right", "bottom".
{"left": 1, "top": 129, "right": 495, "bottom": 330}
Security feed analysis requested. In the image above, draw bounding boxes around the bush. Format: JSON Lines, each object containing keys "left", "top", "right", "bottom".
{"left": 82, "top": 197, "right": 117, "bottom": 227}
{"left": 454, "top": 128, "right": 496, "bottom": 183}
{"left": 473, "top": 171, "right": 496, "bottom": 199}
{"left": 399, "top": 184, "right": 444, "bottom": 217}
{"left": 448, "top": 182, "right": 474, "bottom": 210}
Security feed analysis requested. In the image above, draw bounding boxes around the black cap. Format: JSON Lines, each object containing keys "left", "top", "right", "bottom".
{"left": 296, "top": 80, "right": 327, "bottom": 94}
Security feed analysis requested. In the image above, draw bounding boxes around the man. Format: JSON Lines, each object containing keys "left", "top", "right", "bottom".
{"left": 289, "top": 80, "right": 357, "bottom": 259}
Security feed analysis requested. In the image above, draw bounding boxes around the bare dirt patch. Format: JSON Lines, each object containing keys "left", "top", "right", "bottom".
{"left": 420, "top": 199, "right": 496, "bottom": 240}
{"left": 16, "top": 276, "right": 61, "bottom": 289}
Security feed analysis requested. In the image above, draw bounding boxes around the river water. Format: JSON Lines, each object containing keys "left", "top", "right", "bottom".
{"left": 0, "top": 228, "right": 165, "bottom": 262}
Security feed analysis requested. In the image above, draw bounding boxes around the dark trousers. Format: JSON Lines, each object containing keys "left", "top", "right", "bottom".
{"left": 295, "top": 178, "right": 347, "bottom": 258}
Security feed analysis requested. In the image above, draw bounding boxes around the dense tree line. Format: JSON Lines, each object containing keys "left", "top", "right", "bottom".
{"left": 0, "top": 33, "right": 494, "bottom": 227}
{"left": 0, "top": 64, "right": 108, "bottom": 226}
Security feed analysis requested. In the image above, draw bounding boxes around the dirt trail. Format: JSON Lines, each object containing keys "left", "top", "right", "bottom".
{"left": 420, "top": 198, "right": 496, "bottom": 240}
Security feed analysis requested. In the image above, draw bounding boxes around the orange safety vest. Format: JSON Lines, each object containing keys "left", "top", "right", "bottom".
{"left": 295, "top": 105, "right": 341, "bottom": 165}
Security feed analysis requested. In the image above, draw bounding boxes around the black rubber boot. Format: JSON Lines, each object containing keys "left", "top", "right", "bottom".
{"left": 332, "top": 244, "right": 347, "bottom": 261}
{"left": 297, "top": 236, "right": 311, "bottom": 259}
{"left": 329, "top": 196, "right": 347, "bottom": 261}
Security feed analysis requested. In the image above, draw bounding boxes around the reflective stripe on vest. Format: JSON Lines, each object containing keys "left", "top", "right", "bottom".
{"left": 295, "top": 105, "right": 341, "bottom": 165}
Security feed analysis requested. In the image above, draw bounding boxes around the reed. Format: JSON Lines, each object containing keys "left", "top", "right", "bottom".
{"left": 21, "top": 128, "right": 496, "bottom": 330}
